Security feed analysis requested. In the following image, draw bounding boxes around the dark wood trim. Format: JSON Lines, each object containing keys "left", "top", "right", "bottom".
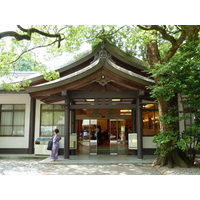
{"left": 0, "top": 148, "right": 156, "bottom": 155}
{"left": 58, "top": 149, "right": 76, "bottom": 155}
{"left": 71, "top": 105, "right": 76, "bottom": 133}
{"left": 64, "top": 94, "right": 70, "bottom": 159}
{"left": 142, "top": 148, "right": 156, "bottom": 155}
{"left": 112, "top": 56, "right": 149, "bottom": 77}
{"left": 70, "top": 104, "right": 137, "bottom": 109}
{"left": 136, "top": 97, "right": 143, "bottom": 159}
{"left": 0, "top": 148, "right": 29, "bottom": 154}
{"left": 69, "top": 90, "right": 139, "bottom": 99}
{"left": 27, "top": 58, "right": 151, "bottom": 98}
{"left": 28, "top": 97, "right": 36, "bottom": 154}
{"left": 132, "top": 109, "right": 136, "bottom": 132}
{"left": 0, "top": 135, "right": 24, "bottom": 137}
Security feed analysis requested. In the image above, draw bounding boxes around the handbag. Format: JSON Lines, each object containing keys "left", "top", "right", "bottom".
{"left": 47, "top": 140, "right": 53, "bottom": 150}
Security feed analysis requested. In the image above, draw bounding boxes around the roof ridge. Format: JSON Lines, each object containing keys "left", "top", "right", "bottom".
{"left": 103, "top": 40, "right": 148, "bottom": 68}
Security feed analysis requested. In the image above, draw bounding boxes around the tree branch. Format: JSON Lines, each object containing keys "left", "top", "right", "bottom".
{"left": 138, "top": 25, "right": 178, "bottom": 45}
{"left": 17, "top": 25, "right": 63, "bottom": 48}
{"left": 161, "top": 29, "right": 187, "bottom": 63}
{"left": 0, "top": 31, "right": 31, "bottom": 41}
{"left": 137, "top": 25, "right": 188, "bottom": 63}
{"left": 17, "top": 25, "right": 59, "bottom": 38}
{"left": 110, "top": 25, "right": 127, "bottom": 35}
{"left": 9, "top": 38, "right": 64, "bottom": 64}
{"left": 0, "top": 25, "right": 63, "bottom": 48}
{"left": 137, "top": 25, "right": 153, "bottom": 31}
{"left": 151, "top": 25, "right": 177, "bottom": 45}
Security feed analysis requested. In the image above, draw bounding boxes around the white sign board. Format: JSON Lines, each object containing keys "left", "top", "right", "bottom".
{"left": 128, "top": 133, "right": 137, "bottom": 149}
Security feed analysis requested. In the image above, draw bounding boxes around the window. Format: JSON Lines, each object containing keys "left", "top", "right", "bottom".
{"left": 40, "top": 104, "right": 64, "bottom": 136}
{"left": 0, "top": 104, "right": 25, "bottom": 136}
{"left": 142, "top": 104, "right": 160, "bottom": 136}
{"left": 183, "top": 104, "right": 195, "bottom": 130}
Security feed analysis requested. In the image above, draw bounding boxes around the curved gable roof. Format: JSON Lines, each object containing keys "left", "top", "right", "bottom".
{"left": 28, "top": 40, "right": 148, "bottom": 85}
{"left": 25, "top": 40, "right": 153, "bottom": 102}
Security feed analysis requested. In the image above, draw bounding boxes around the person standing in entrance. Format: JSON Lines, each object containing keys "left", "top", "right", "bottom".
{"left": 125, "top": 125, "right": 129, "bottom": 141}
{"left": 50, "top": 129, "right": 61, "bottom": 161}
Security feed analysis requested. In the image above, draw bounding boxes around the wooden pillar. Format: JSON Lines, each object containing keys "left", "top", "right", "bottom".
{"left": 28, "top": 97, "right": 36, "bottom": 154}
{"left": 131, "top": 109, "right": 136, "bottom": 132}
{"left": 136, "top": 97, "right": 143, "bottom": 159}
{"left": 64, "top": 94, "right": 70, "bottom": 159}
{"left": 71, "top": 101, "right": 76, "bottom": 133}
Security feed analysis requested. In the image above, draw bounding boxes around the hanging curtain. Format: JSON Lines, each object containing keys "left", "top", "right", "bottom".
{"left": 0, "top": 112, "right": 12, "bottom": 135}
{"left": 13, "top": 112, "right": 25, "bottom": 135}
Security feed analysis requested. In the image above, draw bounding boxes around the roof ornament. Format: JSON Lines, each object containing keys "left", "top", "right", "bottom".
{"left": 91, "top": 41, "right": 112, "bottom": 64}
{"left": 93, "top": 75, "right": 113, "bottom": 86}
{"left": 99, "top": 42, "right": 107, "bottom": 58}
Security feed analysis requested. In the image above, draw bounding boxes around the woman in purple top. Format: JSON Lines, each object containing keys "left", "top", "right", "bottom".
{"left": 50, "top": 129, "right": 60, "bottom": 161}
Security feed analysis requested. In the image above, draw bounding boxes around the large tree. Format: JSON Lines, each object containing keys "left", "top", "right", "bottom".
{"left": 135, "top": 25, "right": 200, "bottom": 167}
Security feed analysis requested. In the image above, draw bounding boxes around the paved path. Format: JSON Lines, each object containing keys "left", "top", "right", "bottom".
{"left": 0, "top": 155, "right": 161, "bottom": 175}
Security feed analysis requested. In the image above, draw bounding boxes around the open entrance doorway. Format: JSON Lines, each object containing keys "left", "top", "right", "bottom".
{"left": 76, "top": 118, "right": 132, "bottom": 155}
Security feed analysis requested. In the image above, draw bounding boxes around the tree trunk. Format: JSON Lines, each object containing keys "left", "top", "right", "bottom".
{"left": 153, "top": 149, "right": 192, "bottom": 168}
{"left": 146, "top": 39, "right": 192, "bottom": 168}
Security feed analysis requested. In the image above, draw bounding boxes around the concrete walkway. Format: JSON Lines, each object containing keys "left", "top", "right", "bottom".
{"left": 40, "top": 154, "right": 156, "bottom": 165}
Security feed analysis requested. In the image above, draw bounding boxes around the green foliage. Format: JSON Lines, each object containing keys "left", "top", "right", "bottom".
{"left": 153, "top": 106, "right": 180, "bottom": 156}
{"left": 153, "top": 130, "right": 179, "bottom": 156}
{"left": 177, "top": 124, "right": 200, "bottom": 162}
{"left": 151, "top": 37, "right": 200, "bottom": 160}
{"left": 43, "top": 70, "right": 60, "bottom": 81}
{"left": 13, "top": 58, "right": 35, "bottom": 71}
{"left": 1, "top": 79, "right": 32, "bottom": 92}
{"left": 178, "top": 125, "right": 200, "bottom": 150}
{"left": 32, "top": 65, "right": 60, "bottom": 81}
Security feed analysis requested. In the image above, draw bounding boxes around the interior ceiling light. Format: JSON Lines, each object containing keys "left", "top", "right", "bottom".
{"left": 143, "top": 104, "right": 154, "bottom": 108}
{"left": 120, "top": 109, "right": 131, "bottom": 112}
{"left": 86, "top": 99, "right": 95, "bottom": 102}
{"left": 112, "top": 99, "right": 121, "bottom": 102}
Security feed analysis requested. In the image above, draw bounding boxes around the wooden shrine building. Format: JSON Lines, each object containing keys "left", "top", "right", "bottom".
{"left": 0, "top": 40, "right": 159, "bottom": 159}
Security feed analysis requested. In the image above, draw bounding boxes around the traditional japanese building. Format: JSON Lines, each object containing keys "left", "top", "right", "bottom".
{"left": 0, "top": 40, "right": 161, "bottom": 159}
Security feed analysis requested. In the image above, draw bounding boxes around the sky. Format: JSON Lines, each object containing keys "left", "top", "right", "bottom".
{"left": 1, "top": 0, "right": 199, "bottom": 25}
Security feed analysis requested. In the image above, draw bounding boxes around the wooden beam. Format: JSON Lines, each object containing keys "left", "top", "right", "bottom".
{"left": 70, "top": 104, "right": 136, "bottom": 109}
{"left": 69, "top": 90, "right": 139, "bottom": 99}
{"left": 28, "top": 97, "right": 36, "bottom": 154}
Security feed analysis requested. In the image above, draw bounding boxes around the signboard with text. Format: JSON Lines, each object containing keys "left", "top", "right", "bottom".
{"left": 86, "top": 109, "right": 120, "bottom": 117}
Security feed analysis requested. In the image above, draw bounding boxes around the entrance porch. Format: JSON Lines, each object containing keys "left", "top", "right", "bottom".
{"left": 24, "top": 40, "right": 157, "bottom": 159}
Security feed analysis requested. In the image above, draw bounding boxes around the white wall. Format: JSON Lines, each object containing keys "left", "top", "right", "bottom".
{"left": 0, "top": 94, "right": 31, "bottom": 148}
{"left": 143, "top": 136, "right": 156, "bottom": 148}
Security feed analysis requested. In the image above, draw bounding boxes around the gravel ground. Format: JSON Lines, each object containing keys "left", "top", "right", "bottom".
{"left": 154, "top": 157, "right": 200, "bottom": 175}
{"left": 0, "top": 157, "right": 200, "bottom": 175}
{"left": 0, "top": 158, "right": 161, "bottom": 175}
{"left": 154, "top": 165, "right": 200, "bottom": 175}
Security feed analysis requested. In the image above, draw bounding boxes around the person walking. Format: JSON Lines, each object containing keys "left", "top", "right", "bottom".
{"left": 50, "top": 129, "right": 61, "bottom": 161}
